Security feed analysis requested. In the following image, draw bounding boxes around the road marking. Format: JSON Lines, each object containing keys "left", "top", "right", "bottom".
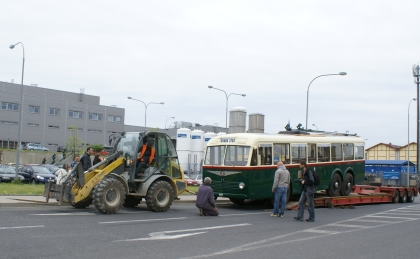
{"left": 378, "top": 212, "right": 420, "bottom": 216}
{"left": 327, "top": 223, "right": 370, "bottom": 228}
{"left": 113, "top": 223, "right": 251, "bottom": 242}
{"left": 366, "top": 215, "right": 414, "bottom": 220}
{"left": 29, "top": 212, "right": 94, "bottom": 216}
{"left": 219, "top": 212, "right": 269, "bottom": 217}
{"left": 99, "top": 217, "right": 187, "bottom": 224}
{"left": 304, "top": 229, "right": 340, "bottom": 234}
{"left": 350, "top": 219, "right": 394, "bottom": 223}
{"left": 0, "top": 225, "right": 45, "bottom": 230}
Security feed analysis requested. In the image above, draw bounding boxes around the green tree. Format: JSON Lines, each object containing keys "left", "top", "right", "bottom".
{"left": 90, "top": 144, "right": 104, "bottom": 153}
{"left": 66, "top": 125, "right": 83, "bottom": 159}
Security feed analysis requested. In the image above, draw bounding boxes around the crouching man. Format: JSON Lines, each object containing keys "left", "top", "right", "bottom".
{"left": 196, "top": 177, "right": 219, "bottom": 216}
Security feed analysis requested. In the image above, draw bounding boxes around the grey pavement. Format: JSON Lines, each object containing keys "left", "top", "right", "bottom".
{"left": 0, "top": 194, "right": 230, "bottom": 208}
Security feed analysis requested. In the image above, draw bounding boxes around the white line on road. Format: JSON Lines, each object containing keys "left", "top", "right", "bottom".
{"left": 113, "top": 223, "right": 251, "bottom": 242}
{"left": 327, "top": 223, "right": 370, "bottom": 228}
{"left": 378, "top": 212, "right": 420, "bottom": 216}
{"left": 99, "top": 217, "right": 188, "bottom": 224}
{"left": 219, "top": 212, "right": 269, "bottom": 217}
{"left": 29, "top": 213, "right": 94, "bottom": 216}
{"left": 0, "top": 225, "right": 45, "bottom": 230}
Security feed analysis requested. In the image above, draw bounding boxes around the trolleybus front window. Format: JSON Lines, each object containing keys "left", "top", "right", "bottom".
{"left": 355, "top": 143, "right": 364, "bottom": 159}
{"left": 204, "top": 146, "right": 226, "bottom": 165}
{"left": 224, "top": 146, "right": 251, "bottom": 166}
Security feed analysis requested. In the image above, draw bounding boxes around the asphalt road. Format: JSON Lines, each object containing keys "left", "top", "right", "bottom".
{"left": 1, "top": 200, "right": 420, "bottom": 259}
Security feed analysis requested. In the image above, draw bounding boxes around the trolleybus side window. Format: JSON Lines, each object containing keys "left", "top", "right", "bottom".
{"left": 273, "top": 143, "right": 290, "bottom": 164}
{"left": 258, "top": 144, "right": 272, "bottom": 165}
{"left": 331, "top": 143, "right": 343, "bottom": 161}
{"left": 355, "top": 143, "right": 364, "bottom": 159}
{"left": 204, "top": 146, "right": 226, "bottom": 165}
{"left": 318, "top": 143, "right": 331, "bottom": 162}
{"left": 224, "top": 146, "right": 251, "bottom": 166}
{"left": 343, "top": 143, "right": 354, "bottom": 160}
{"left": 308, "top": 143, "right": 316, "bottom": 163}
{"left": 250, "top": 148, "right": 258, "bottom": 166}
{"left": 291, "top": 144, "right": 306, "bottom": 164}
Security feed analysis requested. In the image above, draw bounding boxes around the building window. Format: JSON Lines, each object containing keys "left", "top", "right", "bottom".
{"left": 2, "top": 102, "right": 19, "bottom": 111}
{"left": 28, "top": 123, "right": 39, "bottom": 127}
{"left": 89, "top": 113, "right": 103, "bottom": 121}
{"left": 68, "top": 110, "right": 83, "bottom": 119}
{"left": 68, "top": 126, "right": 83, "bottom": 132}
{"left": 48, "top": 125, "right": 59, "bottom": 129}
{"left": 29, "top": 105, "right": 40, "bottom": 113}
{"left": 49, "top": 108, "right": 60, "bottom": 116}
{"left": 48, "top": 144, "right": 58, "bottom": 147}
{"left": 108, "top": 115, "right": 121, "bottom": 123}
{"left": 88, "top": 129, "right": 102, "bottom": 133}
{"left": 0, "top": 120, "right": 18, "bottom": 125}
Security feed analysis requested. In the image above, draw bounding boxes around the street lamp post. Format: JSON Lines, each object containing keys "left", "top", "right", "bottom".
{"left": 305, "top": 72, "right": 347, "bottom": 130}
{"left": 407, "top": 98, "right": 417, "bottom": 187}
{"left": 9, "top": 42, "right": 25, "bottom": 178}
{"left": 127, "top": 97, "right": 164, "bottom": 128}
{"left": 165, "top": 116, "right": 175, "bottom": 130}
{"left": 207, "top": 86, "right": 246, "bottom": 129}
{"left": 312, "top": 124, "right": 318, "bottom": 131}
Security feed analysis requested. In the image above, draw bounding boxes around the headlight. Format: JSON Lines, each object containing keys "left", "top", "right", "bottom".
{"left": 1, "top": 177, "right": 10, "bottom": 180}
{"left": 36, "top": 175, "right": 44, "bottom": 180}
{"left": 239, "top": 182, "right": 245, "bottom": 189}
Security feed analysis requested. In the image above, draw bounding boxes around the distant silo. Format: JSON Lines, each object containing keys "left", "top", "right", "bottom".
{"left": 176, "top": 128, "right": 191, "bottom": 174}
{"left": 191, "top": 129, "right": 205, "bottom": 173}
{"left": 248, "top": 113, "right": 265, "bottom": 133}
{"left": 229, "top": 107, "right": 247, "bottom": 134}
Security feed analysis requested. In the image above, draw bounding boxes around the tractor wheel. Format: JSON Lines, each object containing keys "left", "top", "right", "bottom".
{"left": 229, "top": 198, "right": 245, "bottom": 204}
{"left": 72, "top": 197, "right": 93, "bottom": 208}
{"left": 399, "top": 190, "right": 408, "bottom": 203}
{"left": 340, "top": 173, "right": 354, "bottom": 196}
{"left": 392, "top": 190, "right": 400, "bottom": 203}
{"left": 146, "top": 180, "right": 174, "bottom": 212}
{"left": 123, "top": 196, "right": 142, "bottom": 208}
{"left": 93, "top": 178, "right": 125, "bottom": 214}
{"left": 326, "top": 173, "right": 342, "bottom": 197}
{"left": 407, "top": 190, "right": 415, "bottom": 203}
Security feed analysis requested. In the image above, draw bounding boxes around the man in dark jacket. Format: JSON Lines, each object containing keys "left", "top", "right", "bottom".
{"left": 80, "top": 147, "right": 93, "bottom": 171}
{"left": 294, "top": 160, "right": 316, "bottom": 222}
{"left": 196, "top": 177, "right": 219, "bottom": 216}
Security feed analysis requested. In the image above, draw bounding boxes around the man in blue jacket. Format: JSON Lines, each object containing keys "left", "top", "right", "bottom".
{"left": 196, "top": 177, "right": 219, "bottom": 216}
{"left": 294, "top": 160, "right": 316, "bottom": 222}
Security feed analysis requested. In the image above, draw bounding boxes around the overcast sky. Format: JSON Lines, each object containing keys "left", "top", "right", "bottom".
{"left": 1, "top": 1, "right": 419, "bottom": 149}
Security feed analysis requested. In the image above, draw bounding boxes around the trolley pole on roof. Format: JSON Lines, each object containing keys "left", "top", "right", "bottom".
{"left": 413, "top": 65, "right": 420, "bottom": 175}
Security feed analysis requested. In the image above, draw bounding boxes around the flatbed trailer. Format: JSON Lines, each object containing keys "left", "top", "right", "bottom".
{"left": 288, "top": 185, "right": 418, "bottom": 210}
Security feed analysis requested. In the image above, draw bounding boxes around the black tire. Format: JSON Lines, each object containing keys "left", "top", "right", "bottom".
{"left": 146, "top": 180, "right": 174, "bottom": 212}
{"left": 326, "top": 173, "right": 342, "bottom": 197}
{"left": 123, "top": 196, "right": 142, "bottom": 208}
{"left": 399, "top": 190, "right": 408, "bottom": 203}
{"left": 407, "top": 190, "right": 415, "bottom": 203}
{"left": 72, "top": 197, "right": 93, "bottom": 208}
{"left": 44, "top": 150, "right": 48, "bottom": 152}
{"left": 93, "top": 178, "right": 126, "bottom": 214}
{"left": 392, "top": 190, "right": 400, "bottom": 203}
{"left": 229, "top": 198, "right": 245, "bottom": 204}
{"left": 340, "top": 173, "right": 354, "bottom": 196}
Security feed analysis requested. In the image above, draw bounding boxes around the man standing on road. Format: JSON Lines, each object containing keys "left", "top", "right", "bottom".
{"left": 196, "top": 177, "right": 219, "bottom": 216}
{"left": 80, "top": 147, "right": 93, "bottom": 171}
{"left": 271, "top": 162, "right": 290, "bottom": 217}
{"left": 294, "top": 160, "right": 316, "bottom": 222}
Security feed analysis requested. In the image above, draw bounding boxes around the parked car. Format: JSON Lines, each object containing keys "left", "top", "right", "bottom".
{"left": 195, "top": 174, "right": 203, "bottom": 185}
{"left": 57, "top": 146, "right": 67, "bottom": 152}
{"left": 184, "top": 175, "right": 200, "bottom": 186}
{"left": 41, "top": 164, "right": 60, "bottom": 174}
{"left": 0, "top": 165, "right": 25, "bottom": 182}
{"left": 17, "top": 164, "right": 56, "bottom": 184}
{"left": 24, "top": 143, "right": 49, "bottom": 152}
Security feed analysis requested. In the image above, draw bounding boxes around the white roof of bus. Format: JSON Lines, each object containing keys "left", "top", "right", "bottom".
{"left": 207, "top": 133, "right": 364, "bottom": 146}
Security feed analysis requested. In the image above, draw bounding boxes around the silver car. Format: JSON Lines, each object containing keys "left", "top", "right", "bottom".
{"left": 24, "top": 143, "right": 49, "bottom": 152}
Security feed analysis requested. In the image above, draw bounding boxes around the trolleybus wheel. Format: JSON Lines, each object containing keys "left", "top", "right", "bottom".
{"left": 326, "top": 173, "right": 342, "bottom": 197}
{"left": 392, "top": 190, "right": 400, "bottom": 203}
{"left": 399, "top": 190, "right": 408, "bottom": 203}
{"left": 407, "top": 190, "right": 415, "bottom": 203}
{"left": 229, "top": 198, "right": 245, "bottom": 204}
{"left": 340, "top": 173, "right": 353, "bottom": 196}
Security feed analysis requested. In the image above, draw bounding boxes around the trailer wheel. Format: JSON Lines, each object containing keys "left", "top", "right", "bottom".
{"left": 327, "top": 173, "right": 342, "bottom": 197}
{"left": 407, "top": 190, "right": 415, "bottom": 203}
{"left": 399, "top": 190, "right": 408, "bottom": 203}
{"left": 93, "top": 178, "right": 126, "bottom": 214}
{"left": 392, "top": 190, "right": 400, "bottom": 203}
{"left": 72, "top": 197, "right": 93, "bottom": 208}
{"left": 146, "top": 180, "right": 174, "bottom": 212}
{"left": 229, "top": 198, "right": 245, "bottom": 204}
{"left": 340, "top": 173, "right": 353, "bottom": 196}
{"left": 123, "top": 196, "right": 142, "bottom": 208}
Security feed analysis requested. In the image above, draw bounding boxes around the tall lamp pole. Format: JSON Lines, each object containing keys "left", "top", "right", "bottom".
{"left": 413, "top": 65, "right": 420, "bottom": 175}
{"left": 165, "top": 116, "right": 175, "bottom": 130}
{"left": 408, "top": 98, "right": 417, "bottom": 187}
{"left": 208, "top": 86, "right": 246, "bottom": 129}
{"left": 127, "top": 97, "right": 164, "bottom": 128}
{"left": 9, "top": 42, "right": 25, "bottom": 178}
{"left": 305, "top": 72, "right": 347, "bottom": 130}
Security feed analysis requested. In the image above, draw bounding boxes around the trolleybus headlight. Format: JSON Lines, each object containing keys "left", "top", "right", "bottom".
{"left": 239, "top": 182, "right": 245, "bottom": 189}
